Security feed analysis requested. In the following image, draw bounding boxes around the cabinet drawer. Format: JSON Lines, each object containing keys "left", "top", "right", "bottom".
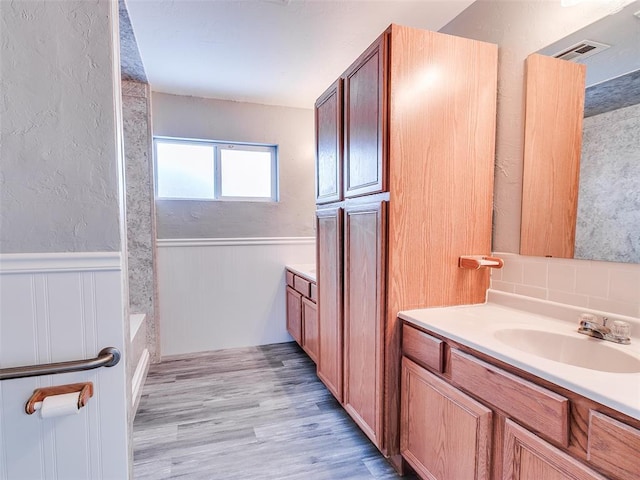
{"left": 587, "top": 410, "right": 640, "bottom": 480}
{"left": 310, "top": 283, "right": 317, "bottom": 302}
{"left": 402, "top": 324, "right": 444, "bottom": 373}
{"left": 293, "top": 276, "right": 311, "bottom": 297}
{"left": 450, "top": 349, "right": 569, "bottom": 446}
{"left": 286, "top": 270, "right": 295, "bottom": 288}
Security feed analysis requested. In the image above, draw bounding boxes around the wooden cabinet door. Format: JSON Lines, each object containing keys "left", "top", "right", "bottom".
{"left": 343, "top": 200, "right": 386, "bottom": 447}
{"left": 401, "top": 357, "right": 492, "bottom": 480}
{"left": 286, "top": 286, "right": 302, "bottom": 345}
{"left": 343, "top": 34, "right": 387, "bottom": 198}
{"left": 315, "top": 80, "right": 342, "bottom": 204}
{"left": 302, "top": 297, "right": 318, "bottom": 364}
{"left": 316, "top": 206, "right": 343, "bottom": 401}
{"left": 504, "top": 419, "right": 606, "bottom": 480}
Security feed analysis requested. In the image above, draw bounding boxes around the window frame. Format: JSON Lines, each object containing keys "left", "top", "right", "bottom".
{"left": 154, "top": 136, "right": 279, "bottom": 202}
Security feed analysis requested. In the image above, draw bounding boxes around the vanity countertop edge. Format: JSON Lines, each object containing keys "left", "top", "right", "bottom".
{"left": 285, "top": 264, "right": 316, "bottom": 283}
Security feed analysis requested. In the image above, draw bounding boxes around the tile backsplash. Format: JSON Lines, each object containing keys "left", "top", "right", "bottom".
{"left": 491, "top": 253, "right": 640, "bottom": 318}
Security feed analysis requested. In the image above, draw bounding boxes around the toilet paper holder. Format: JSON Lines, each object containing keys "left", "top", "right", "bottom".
{"left": 25, "top": 382, "right": 93, "bottom": 415}
{"left": 459, "top": 255, "right": 504, "bottom": 270}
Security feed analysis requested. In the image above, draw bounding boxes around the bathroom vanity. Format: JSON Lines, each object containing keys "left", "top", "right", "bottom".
{"left": 285, "top": 265, "right": 318, "bottom": 363}
{"left": 399, "top": 291, "right": 640, "bottom": 480}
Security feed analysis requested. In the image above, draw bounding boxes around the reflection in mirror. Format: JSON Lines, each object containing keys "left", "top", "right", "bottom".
{"left": 521, "top": 0, "right": 640, "bottom": 263}
{"left": 521, "top": 54, "right": 585, "bottom": 259}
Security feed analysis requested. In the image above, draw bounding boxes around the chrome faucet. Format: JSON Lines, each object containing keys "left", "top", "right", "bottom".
{"left": 578, "top": 314, "right": 631, "bottom": 345}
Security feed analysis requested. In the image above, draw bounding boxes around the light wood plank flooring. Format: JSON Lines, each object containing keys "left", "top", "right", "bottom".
{"left": 133, "top": 342, "right": 414, "bottom": 480}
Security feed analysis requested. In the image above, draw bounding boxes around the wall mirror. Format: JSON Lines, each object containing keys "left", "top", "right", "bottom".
{"left": 520, "top": 0, "right": 640, "bottom": 263}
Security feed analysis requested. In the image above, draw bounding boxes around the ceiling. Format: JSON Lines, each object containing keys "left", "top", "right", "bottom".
{"left": 124, "top": 0, "right": 474, "bottom": 109}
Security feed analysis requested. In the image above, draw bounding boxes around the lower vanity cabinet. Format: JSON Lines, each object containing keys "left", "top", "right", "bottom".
{"left": 301, "top": 297, "right": 318, "bottom": 363}
{"left": 401, "top": 357, "right": 492, "bottom": 480}
{"left": 400, "top": 322, "right": 640, "bottom": 480}
{"left": 504, "top": 420, "right": 607, "bottom": 480}
{"left": 286, "top": 286, "right": 303, "bottom": 344}
{"left": 285, "top": 269, "right": 318, "bottom": 362}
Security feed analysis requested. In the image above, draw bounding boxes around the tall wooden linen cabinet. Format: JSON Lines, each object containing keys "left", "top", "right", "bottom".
{"left": 314, "top": 25, "right": 498, "bottom": 471}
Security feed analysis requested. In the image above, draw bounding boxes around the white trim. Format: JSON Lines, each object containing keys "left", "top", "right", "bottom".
{"left": 131, "top": 349, "right": 150, "bottom": 407}
{"left": 0, "top": 252, "right": 122, "bottom": 274}
{"left": 157, "top": 237, "right": 316, "bottom": 248}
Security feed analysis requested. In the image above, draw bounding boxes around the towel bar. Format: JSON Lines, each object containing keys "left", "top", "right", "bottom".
{"left": 0, "top": 347, "right": 120, "bottom": 381}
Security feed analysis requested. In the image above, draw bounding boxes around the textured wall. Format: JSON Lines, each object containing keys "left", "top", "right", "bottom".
{"left": 440, "top": 0, "right": 615, "bottom": 253}
{"left": 152, "top": 93, "right": 315, "bottom": 239}
{"left": 122, "top": 81, "right": 159, "bottom": 362}
{"left": 0, "top": 0, "right": 121, "bottom": 253}
{"left": 576, "top": 103, "right": 640, "bottom": 263}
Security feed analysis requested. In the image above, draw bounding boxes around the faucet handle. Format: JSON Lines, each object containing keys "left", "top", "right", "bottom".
{"left": 612, "top": 320, "right": 631, "bottom": 339}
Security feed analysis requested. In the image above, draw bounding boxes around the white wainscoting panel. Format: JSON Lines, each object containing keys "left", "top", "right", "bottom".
{"left": 0, "top": 253, "right": 129, "bottom": 480}
{"left": 157, "top": 237, "right": 316, "bottom": 356}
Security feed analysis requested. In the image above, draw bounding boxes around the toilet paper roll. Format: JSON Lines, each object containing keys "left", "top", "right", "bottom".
{"left": 40, "top": 392, "right": 81, "bottom": 419}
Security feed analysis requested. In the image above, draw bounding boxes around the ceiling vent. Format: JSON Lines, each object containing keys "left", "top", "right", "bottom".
{"left": 552, "top": 40, "right": 611, "bottom": 62}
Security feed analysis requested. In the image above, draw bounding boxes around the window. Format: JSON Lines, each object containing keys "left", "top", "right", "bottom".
{"left": 154, "top": 137, "right": 278, "bottom": 201}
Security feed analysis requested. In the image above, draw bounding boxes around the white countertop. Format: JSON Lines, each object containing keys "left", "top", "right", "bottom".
{"left": 399, "top": 291, "right": 640, "bottom": 420}
{"left": 286, "top": 263, "right": 316, "bottom": 283}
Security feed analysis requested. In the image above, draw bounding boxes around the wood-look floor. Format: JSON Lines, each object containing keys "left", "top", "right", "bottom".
{"left": 133, "top": 342, "right": 414, "bottom": 480}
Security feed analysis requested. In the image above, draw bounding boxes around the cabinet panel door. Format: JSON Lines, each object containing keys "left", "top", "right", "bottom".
{"left": 343, "top": 34, "right": 387, "bottom": 198}
{"left": 302, "top": 297, "right": 318, "bottom": 364}
{"left": 343, "top": 200, "right": 386, "bottom": 447}
{"left": 316, "top": 207, "right": 343, "bottom": 401}
{"left": 316, "top": 80, "right": 342, "bottom": 204}
{"left": 286, "top": 286, "right": 302, "bottom": 345}
{"left": 504, "top": 419, "right": 606, "bottom": 480}
{"left": 401, "top": 357, "right": 492, "bottom": 480}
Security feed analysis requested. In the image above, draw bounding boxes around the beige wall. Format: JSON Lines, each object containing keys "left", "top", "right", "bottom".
{"left": 441, "top": 0, "right": 615, "bottom": 252}
{"left": 152, "top": 93, "right": 315, "bottom": 239}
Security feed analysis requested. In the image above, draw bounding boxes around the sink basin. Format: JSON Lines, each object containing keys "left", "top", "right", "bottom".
{"left": 494, "top": 328, "right": 640, "bottom": 373}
